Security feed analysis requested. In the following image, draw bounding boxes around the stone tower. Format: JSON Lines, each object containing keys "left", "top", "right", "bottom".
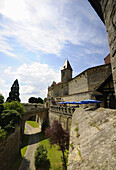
{"left": 61, "top": 60, "right": 73, "bottom": 83}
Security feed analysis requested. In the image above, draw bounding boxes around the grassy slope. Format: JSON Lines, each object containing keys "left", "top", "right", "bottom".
{"left": 26, "top": 120, "right": 39, "bottom": 128}
{"left": 38, "top": 133, "right": 63, "bottom": 170}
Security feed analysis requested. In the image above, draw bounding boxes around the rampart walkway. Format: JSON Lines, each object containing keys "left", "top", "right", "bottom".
{"left": 49, "top": 105, "right": 76, "bottom": 116}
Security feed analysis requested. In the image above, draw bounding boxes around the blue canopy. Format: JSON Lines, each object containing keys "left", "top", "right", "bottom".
{"left": 76, "top": 99, "right": 101, "bottom": 104}
{"left": 58, "top": 102, "right": 65, "bottom": 104}
{"left": 69, "top": 101, "right": 78, "bottom": 104}
{"left": 58, "top": 100, "right": 101, "bottom": 105}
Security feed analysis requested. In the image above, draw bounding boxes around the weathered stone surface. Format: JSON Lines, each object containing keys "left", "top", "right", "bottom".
{"left": 100, "top": 0, "right": 116, "bottom": 96}
{"left": 89, "top": 0, "right": 116, "bottom": 96}
{"left": 68, "top": 108, "right": 116, "bottom": 170}
{"left": 0, "top": 126, "right": 20, "bottom": 170}
{"left": 48, "top": 64, "right": 111, "bottom": 104}
{"left": 49, "top": 111, "right": 72, "bottom": 131}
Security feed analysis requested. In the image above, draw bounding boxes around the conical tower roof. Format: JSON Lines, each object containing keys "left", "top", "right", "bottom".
{"left": 61, "top": 60, "right": 73, "bottom": 71}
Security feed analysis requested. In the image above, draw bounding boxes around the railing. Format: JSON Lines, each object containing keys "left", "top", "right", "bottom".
{"left": 49, "top": 105, "right": 76, "bottom": 116}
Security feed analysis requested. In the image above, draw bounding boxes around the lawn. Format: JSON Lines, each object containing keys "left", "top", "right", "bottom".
{"left": 26, "top": 120, "right": 39, "bottom": 128}
{"left": 9, "top": 134, "right": 29, "bottom": 170}
{"left": 38, "top": 132, "right": 63, "bottom": 170}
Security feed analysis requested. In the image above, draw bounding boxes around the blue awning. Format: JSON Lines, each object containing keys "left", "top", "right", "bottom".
{"left": 76, "top": 99, "right": 101, "bottom": 104}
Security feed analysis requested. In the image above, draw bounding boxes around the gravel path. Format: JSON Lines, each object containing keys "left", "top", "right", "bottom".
{"left": 19, "top": 123, "right": 40, "bottom": 170}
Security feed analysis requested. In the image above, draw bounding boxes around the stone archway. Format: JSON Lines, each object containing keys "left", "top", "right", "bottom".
{"left": 21, "top": 104, "right": 48, "bottom": 135}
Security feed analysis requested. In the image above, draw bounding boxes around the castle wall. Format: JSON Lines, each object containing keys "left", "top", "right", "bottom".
{"left": 53, "top": 82, "right": 69, "bottom": 97}
{"left": 68, "top": 108, "right": 116, "bottom": 169}
{"left": 99, "top": 0, "right": 116, "bottom": 96}
{"left": 0, "top": 126, "right": 20, "bottom": 170}
{"left": 87, "top": 64, "right": 112, "bottom": 91}
{"left": 62, "top": 91, "right": 91, "bottom": 102}
{"left": 69, "top": 71, "right": 88, "bottom": 95}
{"left": 49, "top": 110, "right": 72, "bottom": 131}
{"left": 61, "top": 69, "right": 72, "bottom": 83}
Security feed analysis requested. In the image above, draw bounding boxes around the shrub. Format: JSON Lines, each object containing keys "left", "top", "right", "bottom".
{"left": 45, "top": 120, "right": 69, "bottom": 168}
{"left": 0, "top": 110, "right": 21, "bottom": 134}
{"left": 41, "top": 120, "right": 49, "bottom": 133}
{"left": 0, "top": 128, "right": 8, "bottom": 140}
{"left": 0, "top": 104, "right": 4, "bottom": 114}
{"left": 0, "top": 94, "right": 4, "bottom": 104}
{"left": 34, "top": 144, "right": 51, "bottom": 170}
{"left": 4, "top": 101, "right": 25, "bottom": 116}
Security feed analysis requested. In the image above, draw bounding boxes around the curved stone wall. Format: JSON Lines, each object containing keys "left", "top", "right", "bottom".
{"left": 68, "top": 108, "right": 116, "bottom": 169}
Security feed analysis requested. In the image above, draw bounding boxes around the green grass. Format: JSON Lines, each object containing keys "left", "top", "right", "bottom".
{"left": 9, "top": 134, "right": 29, "bottom": 170}
{"left": 26, "top": 120, "right": 39, "bottom": 128}
{"left": 38, "top": 132, "right": 63, "bottom": 170}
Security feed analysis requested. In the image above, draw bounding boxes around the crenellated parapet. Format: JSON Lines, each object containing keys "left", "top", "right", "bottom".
{"left": 49, "top": 105, "right": 76, "bottom": 116}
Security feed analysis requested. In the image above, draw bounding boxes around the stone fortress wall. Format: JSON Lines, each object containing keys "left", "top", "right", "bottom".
{"left": 48, "top": 63, "right": 111, "bottom": 106}
{"left": 88, "top": 0, "right": 116, "bottom": 96}
{"left": 68, "top": 107, "right": 116, "bottom": 170}
{"left": 0, "top": 126, "right": 20, "bottom": 170}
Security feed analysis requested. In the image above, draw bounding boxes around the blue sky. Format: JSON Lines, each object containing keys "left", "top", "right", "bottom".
{"left": 0, "top": 0, "right": 109, "bottom": 102}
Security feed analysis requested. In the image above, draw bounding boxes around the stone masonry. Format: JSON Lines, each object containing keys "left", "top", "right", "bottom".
{"left": 88, "top": 0, "right": 116, "bottom": 96}
{"left": 100, "top": 0, "right": 116, "bottom": 96}
{"left": 68, "top": 108, "right": 116, "bottom": 170}
{"left": 0, "top": 126, "right": 20, "bottom": 170}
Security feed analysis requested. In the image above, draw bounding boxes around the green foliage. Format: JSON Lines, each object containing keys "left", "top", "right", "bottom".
{"left": 45, "top": 120, "right": 69, "bottom": 168}
{"left": 70, "top": 143, "right": 74, "bottom": 150}
{"left": 0, "top": 93, "right": 4, "bottom": 104}
{"left": 4, "top": 101, "right": 25, "bottom": 116}
{"left": 6, "top": 79, "right": 21, "bottom": 102}
{"left": 43, "top": 97, "right": 47, "bottom": 103}
{"left": 28, "top": 97, "right": 43, "bottom": 104}
{"left": 88, "top": 121, "right": 100, "bottom": 130}
{"left": 41, "top": 120, "right": 49, "bottom": 133}
{"left": 0, "top": 104, "right": 4, "bottom": 114}
{"left": 0, "top": 94, "right": 4, "bottom": 114}
{"left": 61, "top": 149, "right": 69, "bottom": 168}
{"left": 74, "top": 123, "right": 80, "bottom": 138}
{"left": 0, "top": 128, "right": 8, "bottom": 140}
{"left": 38, "top": 132, "right": 63, "bottom": 169}
{"left": 0, "top": 110, "right": 21, "bottom": 134}
{"left": 34, "top": 144, "right": 51, "bottom": 170}
{"left": 26, "top": 120, "right": 39, "bottom": 128}
{"left": 6, "top": 79, "right": 20, "bottom": 102}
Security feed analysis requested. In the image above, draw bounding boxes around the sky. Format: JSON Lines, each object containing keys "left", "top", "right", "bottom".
{"left": 0, "top": 0, "right": 109, "bottom": 103}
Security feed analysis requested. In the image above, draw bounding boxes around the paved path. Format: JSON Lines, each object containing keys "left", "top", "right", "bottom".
{"left": 19, "top": 123, "right": 40, "bottom": 170}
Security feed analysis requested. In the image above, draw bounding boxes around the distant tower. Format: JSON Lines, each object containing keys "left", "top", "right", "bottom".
{"left": 61, "top": 60, "right": 73, "bottom": 83}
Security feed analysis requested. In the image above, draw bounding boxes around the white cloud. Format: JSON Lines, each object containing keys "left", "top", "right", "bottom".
{"left": 0, "top": 0, "right": 107, "bottom": 57}
{"left": 0, "top": 62, "right": 60, "bottom": 102}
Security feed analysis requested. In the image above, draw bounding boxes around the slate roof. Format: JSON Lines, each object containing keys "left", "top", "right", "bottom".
{"left": 61, "top": 60, "right": 73, "bottom": 71}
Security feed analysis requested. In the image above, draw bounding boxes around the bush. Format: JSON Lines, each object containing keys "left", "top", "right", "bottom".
{"left": 41, "top": 120, "right": 49, "bottom": 133}
{"left": 34, "top": 144, "right": 51, "bottom": 170}
{"left": 0, "top": 128, "right": 8, "bottom": 140}
{"left": 4, "top": 101, "right": 25, "bottom": 116}
{"left": 0, "top": 110, "right": 21, "bottom": 134}
{"left": 0, "top": 104, "right": 4, "bottom": 114}
{"left": 45, "top": 120, "right": 69, "bottom": 168}
{"left": 0, "top": 94, "right": 4, "bottom": 104}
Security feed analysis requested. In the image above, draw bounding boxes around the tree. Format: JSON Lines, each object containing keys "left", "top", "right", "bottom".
{"left": 0, "top": 94, "right": 4, "bottom": 114}
{"left": 0, "top": 94, "right": 4, "bottom": 104}
{"left": 6, "top": 79, "right": 21, "bottom": 102}
{"left": 43, "top": 98, "right": 47, "bottom": 103}
{"left": 0, "top": 109, "right": 21, "bottom": 134}
{"left": 34, "top": 144, "right": 51, "bottom": 170}
{"left": 45, "top": 120, "right": 69, "bottom": 168}
{"left": 37, "top": 97, "right": 43, "bottom": 104}
{"left": 4, "top": 101, "right": 25, "bottom": 116}
{"left": 28, "top": 97, "right": 43, "bottom": 104}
